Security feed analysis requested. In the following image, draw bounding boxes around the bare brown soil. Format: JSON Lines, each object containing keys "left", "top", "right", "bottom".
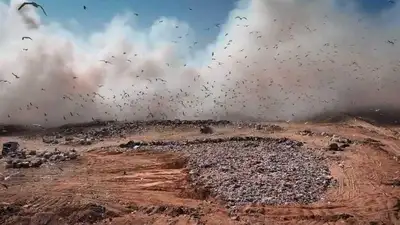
{"left": 1, "top": 119, "right": 400, "bottom": 225}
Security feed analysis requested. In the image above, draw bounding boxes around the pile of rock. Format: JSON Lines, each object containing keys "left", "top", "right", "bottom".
{"left": 52, "top": 120, "right": 232, "bottom": 140}
{"left": 42, "top": 135, "right": 93, "bottom": 146}
{"left": 151, "top": 137, "right": 332, "bottom": 206}
{"left": 231, "top": 122, "right": 283, "bottom": 132}
{"left": 119, "top": 136, "right": 297, "bottom": 148}
{"left": 327, "top": 135, "right": 352, "bottom": 151}
{"left": 1, "top": 141, "right": 79, "bottom": 169}
{"left": 65, "top": 136, "right": 93, "bottom": 146}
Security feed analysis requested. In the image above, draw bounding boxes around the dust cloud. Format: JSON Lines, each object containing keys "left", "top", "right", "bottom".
{"left": 0, "top": 0, "right": 399, "bottom": 127}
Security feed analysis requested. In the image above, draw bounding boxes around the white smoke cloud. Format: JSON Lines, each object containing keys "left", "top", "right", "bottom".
{"left": 0, "top": 0, "right": 400, "bottom": 127}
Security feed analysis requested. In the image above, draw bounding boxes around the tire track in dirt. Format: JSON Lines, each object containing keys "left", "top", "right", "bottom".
{"left": 238, "top": 196, "right": 399, "bottom": 224}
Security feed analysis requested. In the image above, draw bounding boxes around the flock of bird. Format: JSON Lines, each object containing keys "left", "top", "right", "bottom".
{"left": 1, "top": 1, "right": 399, "bottom": 125}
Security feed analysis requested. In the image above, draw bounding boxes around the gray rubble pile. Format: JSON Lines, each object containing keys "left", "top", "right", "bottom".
{"left": 42, "top": 134, "right": 93, "bottom": 146}
{"left": 327, "top": 135, "right": 353, "bottom": 151}
{"left": 150, "top": 137, "right": 332, "bottom": 206}
{"left": 52, "top": 120, "right": 232, "bottom": 139}
{"left": 119, "top": 136, "right": 292, "bottom": 148}
{"left": 1, "top": 141, "right": 79, "bottom": 169}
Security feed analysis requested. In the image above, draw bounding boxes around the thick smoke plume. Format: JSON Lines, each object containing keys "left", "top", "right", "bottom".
{"left": 0, "top": 0, "right": 400, "bottom": 127}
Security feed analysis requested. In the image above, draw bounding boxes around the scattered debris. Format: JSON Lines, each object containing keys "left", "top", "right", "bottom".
{"left": 330, "top": 135, "right": 352, "bottom": 144}
{"left": 1, "top": 141, "right": 79, "bottom": 169}
{"left": 2, "top": 141, "right": 19, "bottom": 156}
{"left": 298, "top": 129, "right": 314, "bottom": 136}
{"left": 38, "top": 120, "right": 233, "bottom": 146}
{"left": 119, "top": 136, "right": 301, "bottom": 148}
{"left": 150, "top": 137, "right": 331, "bottom": 206}
{"left": 200, "top": 125, "right": 213, "bottom": 134}
{"left": 327, "top": 135, "right": 352, "bottom": 151}
{"left": 235, "top": 122, "right": 283, "bottom": 132}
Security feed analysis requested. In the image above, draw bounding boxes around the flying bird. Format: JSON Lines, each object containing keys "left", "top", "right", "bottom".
{"left": 22, "top": 36, "right": 32, "bottom": 40}
{"left": 387, "top": 40, "right": 395, "bottom": 45}
{"left": 12, "top": 73, "right": 20, "bottom": 79}
{"left": 100, "top": 60, "right": 111, "bottom": 64}
{"left": 83, "top": 5, "right": 87, "bottom": 10}
{"left": 17, "top": 2, "right": 47, "bottom": 16}
{"left": 235, "top": 16, "right": 247, "bottom": 20}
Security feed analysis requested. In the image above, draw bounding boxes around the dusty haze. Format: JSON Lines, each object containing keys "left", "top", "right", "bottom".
{"left": 0, "top": 0, "right": 399, "bottom": 127}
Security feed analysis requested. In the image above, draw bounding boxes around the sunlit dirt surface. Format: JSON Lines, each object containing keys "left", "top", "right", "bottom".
{"left": 0, "top": 119, "right": 399, "bottom": 225}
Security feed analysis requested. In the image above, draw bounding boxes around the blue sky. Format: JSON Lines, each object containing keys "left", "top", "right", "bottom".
{"left": 2, "top": 0, "right": 398, "bottom": 46}
{"left": 16, "top": 0, "right": 240, "bottom": 47}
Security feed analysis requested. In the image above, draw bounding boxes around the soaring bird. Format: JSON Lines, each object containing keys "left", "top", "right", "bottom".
{"left": 0, "top": 79, "right": 11, "bottom": 84}
{"left": 17, "top": 2, "right": 47, "bottom": 16}
{"left": 235, "top": 16, "right": 247, "bottom": 20}
{"left": 100, "top": 60, "right": 111, "bottom": 64}
{"left": 12, "top": 73, "right": 20, "bottom": 79}
{"left": 22, "top": 36, "right": 32, "bottom": 40}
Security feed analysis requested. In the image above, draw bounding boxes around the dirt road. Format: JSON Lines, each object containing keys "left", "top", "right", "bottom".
{"left": 0, "top": 119, "right": 399, "bottom": 225}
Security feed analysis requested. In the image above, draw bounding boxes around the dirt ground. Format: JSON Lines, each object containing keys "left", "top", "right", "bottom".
{"left": 0, "top": 119, "right": 400, "bottom": 225}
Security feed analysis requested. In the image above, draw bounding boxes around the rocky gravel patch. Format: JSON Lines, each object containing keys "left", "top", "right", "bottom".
{"left": 119, "top": 136, "right": 293, "bottom": 148}
{"left": 1, "top": 141, "right": 79, "bottom": 169}
{"left": 122, "top": 137, "right": 332, "bottom": 206}
{"left": 31, "top": 120, "right": 234, "bottom": 146}
{"left": 52, "top": 120, "right": 231, "bottom": 137}
{"left": 2, "top": 120, "right": 283, "bottom": 143}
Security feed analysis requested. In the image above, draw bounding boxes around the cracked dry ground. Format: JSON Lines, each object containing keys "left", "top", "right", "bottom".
{"left": 1, "top": 120, "right": 400, "bottom": 225}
